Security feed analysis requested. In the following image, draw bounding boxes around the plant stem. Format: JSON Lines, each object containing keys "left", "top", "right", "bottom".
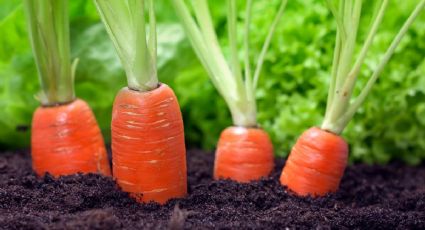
{"left": 325, "top": 31, "right": 341, "bottom": 116}
{"left": 244, "top": 0, "right": 253, "bottom": 96}
{"left": 94, "top": 0, "right": 158, "bottom": 92}
{"left": 326, "top": 0, "right": 362, "bottom": 123}
{"left": 322, "top": 0, "right": 425, "bottom": 134}
{"left": 341, "top": 0, "right": 425, "bottom": 127}
{"left": 227, "top": 0, "right": 243, "bottom": 82}
{"left": 325, "top": 0, "right": 346, "bottom": 42}
{"left": 148, "top": 0, "right": 157, "bottom": 72}
{"left": 171, "top": 0, "right": 285, "bottom": 127}
{"left": 340, "top": 0, "right": 388, "bottom": 103}
{"left": 24, "top": 0, "right": 74, "bottom": 106}
{"left": 253, "top": 0, "right": 287, "bottom": 89}
{"left": 191, "top": 0, "right": 241, "bottom": 98}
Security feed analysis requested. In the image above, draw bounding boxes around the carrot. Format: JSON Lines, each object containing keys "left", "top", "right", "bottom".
{"left": 280, "top": 0, "right": 425, "bottom": 196}
{"left": 95, "top": 0, "right": 187, "bottom": 203}
{"left": 24, "top": 0, "right": 110, "bottom": 177}
{"left": 111, "top": 84, "right": 186, "bottom": 204}
{"left": 31, "top": 99, "right": 111, "bottom": 177}
{"left": 280, "top": 127, "right": 347, "bottom": 196}
{"left": 172, "top": 0, "right": 286, "bottom": 182}
{"left": 214, "top": 126, "right": 274, "bottom": 182}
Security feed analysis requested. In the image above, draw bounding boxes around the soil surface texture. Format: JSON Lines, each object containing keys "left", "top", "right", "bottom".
{"left": 0, "top": 149, "right": 424, "bottom": 229}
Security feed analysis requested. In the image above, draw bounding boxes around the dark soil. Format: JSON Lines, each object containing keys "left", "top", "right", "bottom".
{"left": 0, "top": 149, "right": 424, "bottom": 230}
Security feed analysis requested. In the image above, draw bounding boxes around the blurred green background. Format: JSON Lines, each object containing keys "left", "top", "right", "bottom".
{"left": 1, "top": 0, "right": 424, "bottom": 164}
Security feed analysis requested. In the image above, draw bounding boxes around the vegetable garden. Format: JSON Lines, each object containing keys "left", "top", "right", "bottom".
{"left": 1, "top": 0, "right": 425, "bottom": 229}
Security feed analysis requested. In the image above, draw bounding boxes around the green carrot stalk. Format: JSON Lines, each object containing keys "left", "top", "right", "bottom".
{"left": 93, "top": 0, "right": 157, "bottom": 92}
{"left": 24, "top": 0, "right": 77, "bottom": 105}
{"left": 171, "top": 0, "right": 287, "bottom": 127}
{"left": 322, "top": 0, "right": 425, "bottom": 134}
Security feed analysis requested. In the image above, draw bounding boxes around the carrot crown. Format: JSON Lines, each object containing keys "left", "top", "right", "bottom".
{"left": 171, "top": 0, "right": 286, "bottom": 127}
{"left": 94, "top": 0, "right": 157, "bottom": 92}
{"left": 321, "top": 0, "right": 425, "bottom": 135}
{"left": 24, "top": 0, "right": 77, "bottom": 106}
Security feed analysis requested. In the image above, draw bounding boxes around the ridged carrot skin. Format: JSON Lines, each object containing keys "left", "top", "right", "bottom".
{"left": 31, "top": 99, "right": 111, "bottom": 177}
{"left": 214, "top": 126, "right": 274, "bottom": 183}
{"left": 280, "top": 127, "right": 348, "bottom": 196}
{"left": 112, "top": 83, "right": 187, "bottom": 204}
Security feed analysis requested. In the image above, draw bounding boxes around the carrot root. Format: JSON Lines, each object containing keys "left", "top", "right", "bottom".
{"left": 31, "top": 99, "right": 111, "bottom": 177}
{"left": 280, "top": 127, "right": 348, "bottom": 196}
{"left": 214, "top": 126, "right": 274, "bottom": 183}
{"left": 112, "top": 83, "right": 187, "bottom": 204}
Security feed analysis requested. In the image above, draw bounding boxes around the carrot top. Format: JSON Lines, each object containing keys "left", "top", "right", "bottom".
{"left": 321, "top": 0, "right": 425, "bottom": 135}
{"left": 94, "top": 0, "right": 158, "bottom": 92}
{"left": 171, "top": 0, "right": 287, "bottom": 127}
{"left": 24, "top": 0, "right": 77, "bottom": 106}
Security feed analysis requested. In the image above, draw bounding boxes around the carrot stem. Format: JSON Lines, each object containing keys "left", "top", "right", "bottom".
{"left": 171, "top": 0, "right": 286, "bottom": 127}
{"left": 94, "top": 0, "right": 158, "bottom": 92}
{"left": 227, "top": 0, "right": 243, "bottom": 82}
{"left": 253, "top": 0, "right": 287, "bottom": 89}
{"left": 24, "top": 0, "right": 75, "bottom": 106}
{"left": 322, "top": 0, "right": 424, "bottom": 134}
{"left": 147, "top": 0, "right": 157, "bottom": 70}
{"left": 244, "top": 0, "right": 253, "bottom": 88}
{"left": 340, "top": 0, "right": 425, "bottom": 128}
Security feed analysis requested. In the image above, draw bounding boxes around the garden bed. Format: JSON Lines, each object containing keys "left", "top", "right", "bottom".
{"left": 1, "top": 149, "right": 424, "bottom": 229}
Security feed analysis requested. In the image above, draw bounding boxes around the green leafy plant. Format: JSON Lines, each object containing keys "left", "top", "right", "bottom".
{"left": 1, "top": 0, "right": 425, "bottom": 166}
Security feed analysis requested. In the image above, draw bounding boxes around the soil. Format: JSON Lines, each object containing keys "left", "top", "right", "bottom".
{"left": 0, "top": 149, "right": 424, "bottom": 230}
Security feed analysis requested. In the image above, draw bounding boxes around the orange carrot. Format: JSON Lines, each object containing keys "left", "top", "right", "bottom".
{"left": 111, "top": 84, "right": 187, "bottom": 204}
{"left": 172, "top": 0, "right": 286, "bottom": 183}
{"left": 95, "top": 0, "right": 187, "bottom": 204}
{"left": 280, "top": 127, "right": 348, "bottom": 196}
{"left": 214, "top": 126, "right": 274, "bottom": 182}
{"left": 31, "top": 99, "right": 111, "bottom": 177}
{"left": 25, "top": 1, "right": 110, "bottom": 177}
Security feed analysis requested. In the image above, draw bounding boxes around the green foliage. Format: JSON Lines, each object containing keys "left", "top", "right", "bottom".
{"left": 1, "top": 0, "right": 425, "bottom": 165}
